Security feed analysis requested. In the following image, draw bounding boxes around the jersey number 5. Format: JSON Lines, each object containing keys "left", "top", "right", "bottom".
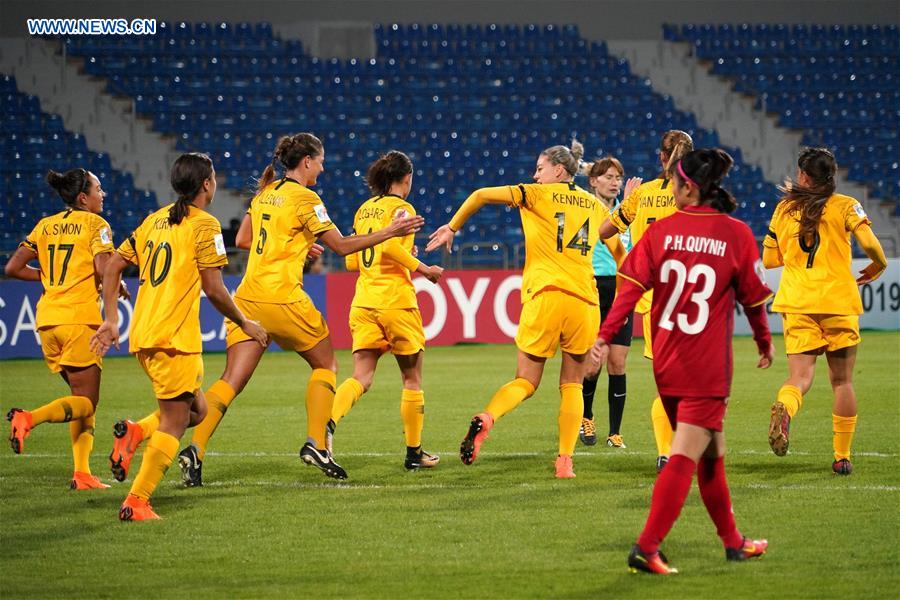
{"left": 658, "top": 259, "right": 716, "bottom": 335}
{"left": 255, "top": 213, "right": 271, "bottom": 255}
{"left": 554, "top": 212, "right": 591, "bottom": 256}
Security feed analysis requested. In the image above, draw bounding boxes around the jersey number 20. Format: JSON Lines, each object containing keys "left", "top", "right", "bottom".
{"left": 658, "top": 259, "right": 716, "bottom": 335}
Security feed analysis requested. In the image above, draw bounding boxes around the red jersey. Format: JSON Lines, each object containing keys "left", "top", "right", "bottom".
{"left": 600, "top": 205, "right": 772, "bottom": 397}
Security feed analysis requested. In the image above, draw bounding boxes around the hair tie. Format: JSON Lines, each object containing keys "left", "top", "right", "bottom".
{"left": 676, "top": 161, "right": 700, "bottom": 189}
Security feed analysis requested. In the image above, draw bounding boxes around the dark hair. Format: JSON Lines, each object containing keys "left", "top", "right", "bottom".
{"left": 46, "top": 168, "right": 92, "bottom": 207}
{"left": 676, "top": 148, "right": 736, "bottom": 213}
{"left": 778, "top": 147, "right": 837, "bottom": 243}
{"left": 257, "top": 132, "right": 324, "bottom": 194}
{"left": 659, "top": 130, "right": 694, "bottom": 179}
{"left": 169, "top": 152, "right": 214, "bottom": 225}
{"left": 366, "top": 150, "right": 413, "bottom": 196}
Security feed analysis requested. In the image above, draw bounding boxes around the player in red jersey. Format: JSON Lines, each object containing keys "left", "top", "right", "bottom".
{"left": 591, "top": 149, "right": 775, "bottom": 574}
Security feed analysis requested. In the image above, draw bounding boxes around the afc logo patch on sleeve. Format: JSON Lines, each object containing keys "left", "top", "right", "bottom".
{"left": 99, "top": 227, "right": 111, "bottom": 246}
{"left": 853, "top": 203, "right": 867, "bottom": 219}
{"left": 314, "top": 204, "right": 331, "bottom": 224}
{"left": 214, "top": 233, "right": 226, "bottom": 256}
{"left": 754, "top": 259, "right": 767, "bottom": 285}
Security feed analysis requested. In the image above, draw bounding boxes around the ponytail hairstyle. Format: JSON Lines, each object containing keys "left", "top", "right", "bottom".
{"left": 366, "top": 150, "right": 413, "bottom": 196}
{"left": 46, "top": 168, "right": 92, "bottom": 208}
{"left": 541, "top": 138, "right": 585, "bottom": 178}
{"left": 675, "top": 148, "right": 737, "bottom": 213}
{"left": 659, "top": 129, "right": 694, "bottom": 179}
{"left": 169, "top": 152, "right": 214, "bottom": 225}
{"left": 778, "top": 147, "right": 837, "bottom": 243}
{"left": 257, "top": 132, "right": 324, "bottom": 194}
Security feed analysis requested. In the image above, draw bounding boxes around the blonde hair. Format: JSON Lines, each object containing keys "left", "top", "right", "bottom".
{"left": 542, "top": 138, "right": 584, "bottom": 178}
{"left": 659, "top": 130, "right": 693, "bottom": 179}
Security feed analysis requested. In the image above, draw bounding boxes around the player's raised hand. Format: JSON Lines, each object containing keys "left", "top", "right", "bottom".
{"left": 757, "top": 344, "right": 774, "bottom": 369}
{"left": 426, "top": 224, "right": 456, "bottom": 253}
{"left": 90, "top": 320, "right": 120, "bottom": 356}
{"left": 386, "top": 214, "right": 425, "bottom": 238}
{"left": 623, "top": 176, "right": 643, "bottom": 199}
{"left": 856, "top": 261, "right": 886, "bottom": 285}
{"left": 418, "top": 263, "right": 444, "bottom": 284}
{"left": 241, "top": 319, "right": 269, "bottom": 347}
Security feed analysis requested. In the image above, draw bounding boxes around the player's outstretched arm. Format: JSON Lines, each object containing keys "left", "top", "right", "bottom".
{"left": 200, "top": 267, "right": 268, "bottom": 347}
{"left": 318, "top": 215, "right": 424, "bottom": 257}
{"left": 90, "top": 252, "right": 130, "bottom": 356}
{"left": 3, "top": 246, "right": 41, "bottom": 282}
{"left": 425, "top": 186, "right": 511, "bottom": 253}
{"left": 853, "top": 223, "right": 888, "bottom": 285}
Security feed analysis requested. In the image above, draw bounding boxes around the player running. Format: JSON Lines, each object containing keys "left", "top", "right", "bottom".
{"left": 763, "top": 147, "right": 887, "bottom": 474}
{"left": 427, "top": 139, "right": 603, "bottom": 479}
{"left": 91, "top": 153, "right": 268, "bottom": 520}
{"left": 592, "top": 148, "right": 773, "bottom": 574}
{"left": 175, "top": 134, "right": 424, "bottom": 486}
{"left": 5, "top": 168, "right": 126, "bottom": 490}
{"left": 329, "top": 150, "right": 444, "bottom": 470}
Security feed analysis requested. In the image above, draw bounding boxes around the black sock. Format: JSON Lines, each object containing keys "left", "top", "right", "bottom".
{"left": 582, "top": 375, "right": 598, "bottom": 420}
{"left": 608, "top": 374, "right": 626, "bottom": 435}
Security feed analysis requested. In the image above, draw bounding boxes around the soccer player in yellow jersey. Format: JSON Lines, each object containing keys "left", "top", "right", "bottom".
{"left": 763, "top": 148, "right": 887, "bottom": 475}
{"left": 598, "top": 130, "right": 693, "bottom": 472}
{"left": 330, "top": 151, "right": 444, "bottom": 470}
{"left": 427, "top": 139, "right": 602, "bottom": 478}
{"left": 5, "top": 168, "right": 126, "bottom": 490}
{"left": 175, "top": 134, "right": 424, "bottom": 485}
{"left": 90, "top": 153, "right": 267, "bottom": 520}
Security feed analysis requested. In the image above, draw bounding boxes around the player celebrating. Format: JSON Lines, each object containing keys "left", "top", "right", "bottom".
{"left": 763, "top": 148, "right": 887, "bottom": 474}
{"left": 578, "top": 156, "right": 641, "bottom": 448}
{"left": 329, "top": 151, "right": 444, "bottom": 469}
{"left": 90, "top": 153, "right": 268, "bottom": 520}
{"left": 598, "top": 130, "right": 693, "bottom": 471}
{"left": 427, "top": 139, "right": 602, "bottom": 479}
{"left": 175, "top": 134, "right": 424, "bottom": 486}
{"left": 5, "top": 168, "right": 125, "bottom": 490}
{"left": 592, "top": 148, "right": 773, "bottom": 574}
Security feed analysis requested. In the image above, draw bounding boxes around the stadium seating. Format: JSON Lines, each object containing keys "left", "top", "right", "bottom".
{"left": 35, "top": 23, "right": 781, "bottom": 267}
{"left": 664, "top": 24, "right": 899, "bottom": 207}
{"left": 0, "top": 74, "right": 158, "bottom": 270}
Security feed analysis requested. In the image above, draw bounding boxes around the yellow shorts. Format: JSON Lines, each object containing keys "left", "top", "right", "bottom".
{"left": 39, "top": 324, "right": 102, "bottom": 373}
{"left": 349, "top": 307, "right": 425, "bottom": 355}
{"left": 642, "top": 311, "right": 654, "bottom": 360}
{"left": 226, "top": 295, "right": 329, "bottom": 353}
{"left": 136, "top": 348, "right": 203, "bottom": 400}
{"left": 515, "top": 290, "right": 600, "bottom": 358}
{"left": 782, "top": 313, "right": 860, "bottom": 355}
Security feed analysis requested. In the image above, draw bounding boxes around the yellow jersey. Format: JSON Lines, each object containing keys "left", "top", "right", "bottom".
{"left": 608, "top": 177, "right": 676, "bottom": 313}
{"left": 236, "top": 177, "right": 337, "bottom": 304}
{"left": 765, "top": 193, "right": 870, "bottom": 315}
{"left": 118, "top": 204, "right": 227, "bottom": 353}
{"left": 496, "top": 182, "right": 601, "bottom": 305}
{"left": 22, "top": 209, "right": 114, "bottom": 329}
{"left": 348, "top": 194, "right": 419, "bottom": 309}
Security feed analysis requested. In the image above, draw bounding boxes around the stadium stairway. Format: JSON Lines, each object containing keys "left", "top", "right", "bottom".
{"left": 0, "top": 36, "right": 247, "bottom": 224}
{"left": 609, "top": 38, "right": 899, "bottom": 256}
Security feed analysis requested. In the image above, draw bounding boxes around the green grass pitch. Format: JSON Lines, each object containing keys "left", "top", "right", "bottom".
{"left": 1, "top": 333, "right": 898, "bottom": 598}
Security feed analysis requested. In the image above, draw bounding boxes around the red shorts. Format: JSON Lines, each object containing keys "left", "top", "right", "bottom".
{"left": 660, "top": 396, "right": 728, "bottom": 432}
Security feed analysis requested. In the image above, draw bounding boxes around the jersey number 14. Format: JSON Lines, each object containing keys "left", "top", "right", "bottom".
{"left": 554, "top": 213, "right": 591, "bottom": 256}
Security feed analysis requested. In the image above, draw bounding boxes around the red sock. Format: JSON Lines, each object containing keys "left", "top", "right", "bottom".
{"left": 637, "top": 454, "right": 696, "bottom": 554}
{"left": 697, "top": 455, "right": 744, "bottom": 549}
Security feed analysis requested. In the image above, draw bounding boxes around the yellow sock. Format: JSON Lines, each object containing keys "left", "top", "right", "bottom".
{"left": 558, "top": 383, "right": 582, "bottom": 456}
{"left": 129, "top": 431, "right": 179, "bottom": 500}
{"left": 69, "top": 414, "right": 96, "bottom": 474}
{"left": 190, "top": 380, "right": 236, "bottom": 460}
{"left": 400, "top": 389, "right": 425, "bottom": 448}
{"left": 777, "top": 384, "right": 803, "bottom": 418}
{"left": 307, "top": 369, "right": 336, "bottom": 449}
{"left": 30, "top": 395, "right": 93, "bottom": 426}
{"left": 332, "top": 378, "right": 366, "bottom": 425}
{"left": 137, "top": 410, "right": 161, "bottom": 439}
{"left": 832, "top": 414, "right": 858, "bottom": 460}
{"left": 651, "top": 396, "right": 673, "bottom": 457}
{"left": 485, "top": 378, "right": 535, "bottom": 420}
